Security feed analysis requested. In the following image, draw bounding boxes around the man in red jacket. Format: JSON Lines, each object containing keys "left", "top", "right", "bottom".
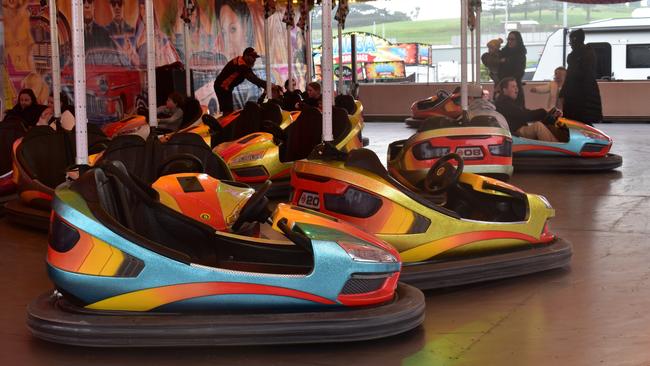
{"left": 213, "top": 47, "right": 273, "bottom": 115}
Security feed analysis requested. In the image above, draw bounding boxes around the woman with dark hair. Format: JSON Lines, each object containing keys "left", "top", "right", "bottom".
{"left": 215, "top": 0, "right": 255, "bottom": 61}
{"left": 495, "top": 77, "right": 560, "bottom": 142}
{"left": 6, "top": 89, "right": 47, "bottom": 128}
{"left": 499, "top": 30, "right": 527, "bottom": 107}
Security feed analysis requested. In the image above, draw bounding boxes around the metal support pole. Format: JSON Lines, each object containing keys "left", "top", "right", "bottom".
{"left": 287, "top": 25, "right": 293, "bottom": 91}
{"left": 470, "top": 29, "right": 475, "bottom": 82}
{"left": 305, "top": 13, "right": 313, "bottom": 82}
{"left": 71, "top": 0, "right": 87, "bottom": 164}
{"left": 475, "top": 6, "right": 481, "bottom": 84}
{"left": 265, "top": 16, "right": 272, "bottom": 99}
{"left": 146, "top": 0, "right": 157, "bottom": 127}
{"left": 337, "top": 22, "right": 343, "bottom": 94}
{"left": 49, "top": 0, "right": 62, "bottom": 117}
{"left": 351, "top": 33, "right": 357, "bottom": 86}
{"left": 322, "top": 0, "right": 333, "bottom": 142}
{"left": 460, "top": 0, "right": 468, "bottom": 112}
{"left": 183, "top": 0, "right": 191, "bottom": 97}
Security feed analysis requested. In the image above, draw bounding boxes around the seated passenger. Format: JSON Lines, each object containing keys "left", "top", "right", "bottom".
{"left": 495, "top": 77, "right": 560, "bottom": 142}
{"left": 297, "top": 82, "right": 322, "bottom": 110}
{"left": 468, "top": 86, "right": 509, "bottom": 130}
{"left": 37, "top": 92, "right": 75, "bottom": 129}
{"left": 157, "top": 92, "right": 185, "bottom": 131}
{"left": 5, "top": 89, "right": 47, "bottom": 128}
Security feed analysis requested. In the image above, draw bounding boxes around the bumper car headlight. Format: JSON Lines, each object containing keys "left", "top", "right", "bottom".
{"left": 230, "top": 150, "right": 266, "bottom": 165}
{"left": 338, "top": 241, "right": 398, "bottom": 263}
{"left": 538, "top": 195, "right": 553, "bottom": 209}
{"left": 580, "top": 129, "right": 608, "bottom": 141}
{"left": 412, "top": 142, "right": 450, "bottom": 160}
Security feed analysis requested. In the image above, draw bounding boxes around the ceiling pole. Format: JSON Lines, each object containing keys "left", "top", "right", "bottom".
{"left": 145, "top": 0, "right": 157, "bottom": 127}
{"left": 287, "top": 25, "right": 293, "bottom": 91}
{"left": 71, "top": 0, "right": 87, "bottom": 164}
{"left": 337, "top": 22, "right": 343, "bottom": 93}
{"left": 183, "top": 0, "right": 192, "bottom": 97}
{"left": 460, "top": 0, "right": 468, "bottom": 112}
{"left": 475, "top": 3, "right": 481, "bottom": 84}
{"left": 49, "top": 0, "right": 62, "bottom": 117}
{"left": 305, "top": 12, "right": 313, "bottom": 82}
{"left": 322, "top": 0, "right": 333, "bottom": 142}
{"left": 265, "top": 16, "right": 272, "bottom": 99}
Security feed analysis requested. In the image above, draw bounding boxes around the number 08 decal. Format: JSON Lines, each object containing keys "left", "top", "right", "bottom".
{"left": 298, "top": 191, "right": 321, "bottom": 209}
{"left": 455, "top": 146, "right": 484, "bottom": 160}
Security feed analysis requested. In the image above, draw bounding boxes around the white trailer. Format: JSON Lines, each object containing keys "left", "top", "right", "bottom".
{"left": 533, "top": 17, "right": 650, "bottom": 81}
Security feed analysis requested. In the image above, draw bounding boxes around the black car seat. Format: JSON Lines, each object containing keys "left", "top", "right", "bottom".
{"left": 335, "top": 94, "right": 357, "bottom": 115}
{"left": 231, "top": 101, "right": 264, "bottom": 141}
{"left": 179, "top": 97, "right": 202, "bottom": 130}
{"left": 90, "top": 161, "right": 218, "bottom": 265}
{"left": 260, "top": 102, "right": 284, "bottom": 126}
{"left": 0, "top": 115, "right": 27, "bottom": 176}
{"left": 280, "top": 106, "right": 323, "bottom": 163}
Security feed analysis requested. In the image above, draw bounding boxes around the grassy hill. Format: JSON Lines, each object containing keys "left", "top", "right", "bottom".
{"left": 328, "top": 7, "right": 633, "bottom": 45}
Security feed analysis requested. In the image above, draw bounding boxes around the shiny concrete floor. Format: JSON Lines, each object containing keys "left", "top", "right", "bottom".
{"left": 1, "top": 123, "right": 648, "bottom": 365}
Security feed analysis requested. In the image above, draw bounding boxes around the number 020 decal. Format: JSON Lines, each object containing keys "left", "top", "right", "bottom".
{"left": 298, "top": 192, "right": 321, "bottom": 209}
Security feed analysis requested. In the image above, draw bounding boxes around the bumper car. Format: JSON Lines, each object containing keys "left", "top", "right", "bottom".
{"left": 405, "top": 89, "right": 461, "bottom": 128}
{"left": 513, "top": 117, "right": 622, "bottom": 172}
{"left": 389, "top": 115, "right": 513, "bottom": 188}
{"left": 213, "top": 97, "right": 365, "bottom": 198}
{"left": 204, "top": 101, "right": 294, "bottom": 148}
{"left": 290, "top": 145, "right": 572, "bottom": 290}
{"left": 5, "top": 125, "right": 109, "bottom": 230}
{"left": 0, "top": 115, "right": 26, "bottom": 215}
{"left": 27, "top": 160, "right": 425, "bottom": 347}
{"left": 102, "top": 97, "right": 204, "bottom": 140}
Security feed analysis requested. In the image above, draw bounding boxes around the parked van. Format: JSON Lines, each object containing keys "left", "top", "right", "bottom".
{"left": 533, "top": 17, "right": 650, "bottom": 81}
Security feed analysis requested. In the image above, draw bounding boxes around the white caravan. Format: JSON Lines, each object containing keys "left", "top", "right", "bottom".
{"left": 533, "top": 17, "right": 650, "bottom": 81}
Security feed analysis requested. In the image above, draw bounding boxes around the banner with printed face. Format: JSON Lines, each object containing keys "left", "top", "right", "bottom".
{"left": 2, "top": 0, "right": 306, "bottom": 123}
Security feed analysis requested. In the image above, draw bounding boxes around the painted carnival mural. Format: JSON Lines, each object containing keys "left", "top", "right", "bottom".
{"left": 1, "top": 0, "right": 307, "bottom": 123}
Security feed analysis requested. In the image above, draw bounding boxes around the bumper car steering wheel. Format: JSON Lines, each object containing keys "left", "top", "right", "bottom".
{"left": 423, "top": 153, "right": 464, "bottom": 195}
{"left": 231, "top": 180, "right": 272, "bottom": 232}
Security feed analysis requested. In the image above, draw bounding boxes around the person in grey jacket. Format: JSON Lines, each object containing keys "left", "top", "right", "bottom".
{"left": 467, "top": 88, "right": 509, "bottom": 130}
{"left": 157, "top": 92, "right": 185, "bottom": 131}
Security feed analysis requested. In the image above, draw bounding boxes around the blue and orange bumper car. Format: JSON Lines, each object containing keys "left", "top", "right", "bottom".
{"left": 291, "top": 145, "right": 572, "bottom": 290}
{"left": 27, "top": 161, "right": 424, "bottom": 347}
{"left": 389, "top": 115, "right": 513, "bottom": 186}
{"left": 513, "top": 117, "right": 622, "bottom": 171}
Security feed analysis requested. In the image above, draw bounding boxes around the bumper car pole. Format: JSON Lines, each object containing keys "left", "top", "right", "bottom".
{"left": 321, "top": 0, "right": 333, "bottom": 142}
{"left": 474, "top": 3, "right": 482, "bottom": 85}
{"left": 71, "top": 0, "right": 88, "bottom": 165}
{"left": 460, "top": 0, "right": 469, "bottom": 113}
{"left": 49, "top": 0, "right": 62, "bottom": 118}
{"left": 146, "top": 0, "right": 157, "bottom": 128}
{"left": 183, "top": 0, "right": 191, "bottom": 97}
{"left": 305, "top": 13, "right": 313, "bottom": 82}
{"left": 287, "top": 4, "right": 293, "bottom": 92}
{"left": 265, "top": 16, "right": 272, "bottom": 100}
{"left": 337, "top": 22, "right": 343, "bottom": 94}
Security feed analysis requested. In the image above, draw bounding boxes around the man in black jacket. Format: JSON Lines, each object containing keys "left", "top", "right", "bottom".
{"left": 559, "top": 29, "right": 602, "bottom": 126}
{"left": 495, "top": 77, "right": 560, "bottom": 142}
{"left": 214, "top": 47, "right": 273, "bottom": 115}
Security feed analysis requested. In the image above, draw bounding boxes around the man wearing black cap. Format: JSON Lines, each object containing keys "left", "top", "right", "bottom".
{"left": 213, "top": 47, "right": 271, "bottom": 115}
{"left": 559, "top": 28, "right": 603, "bottom": 126}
